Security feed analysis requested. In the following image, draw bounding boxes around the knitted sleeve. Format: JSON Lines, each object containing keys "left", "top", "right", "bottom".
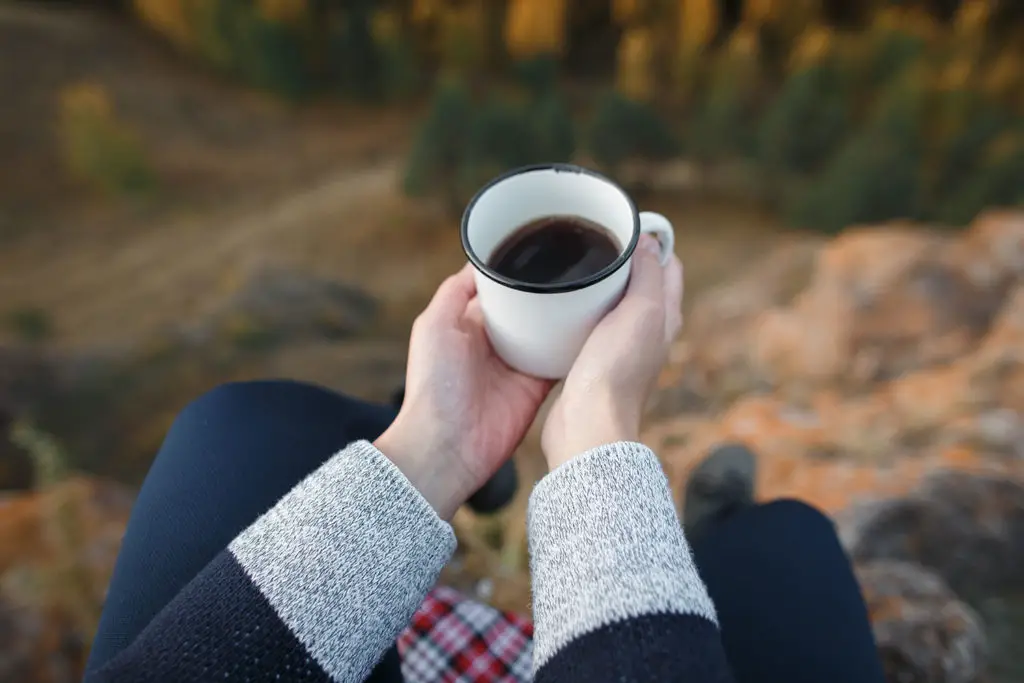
{"left": 527, "top": 442, "right": 735, "bottom": 683}
{"left": 85, "top": 440, "right": 456, "bottom": 683}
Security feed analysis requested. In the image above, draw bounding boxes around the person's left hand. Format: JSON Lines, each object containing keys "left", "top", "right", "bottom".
{"left": 375, "top": 264, "right": 553, "bottom": 520}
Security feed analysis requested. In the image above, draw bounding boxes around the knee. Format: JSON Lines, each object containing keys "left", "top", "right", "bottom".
{"left": 173, "top": 380, "right": 306, "bottom": 430}
{"left": 758, "top": 498, "right": 836, "bottom": 532}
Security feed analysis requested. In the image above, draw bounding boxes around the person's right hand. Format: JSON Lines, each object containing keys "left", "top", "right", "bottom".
{"left": 541, "top": 235, "right": 684, "bottom": 470}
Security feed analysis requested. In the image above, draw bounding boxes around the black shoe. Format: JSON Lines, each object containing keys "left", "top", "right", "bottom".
{"left": 682, "top": 443, "right": 757, "bottom": 544}
{"left": 390, "top": 384, "right": 518, "bottom": 515}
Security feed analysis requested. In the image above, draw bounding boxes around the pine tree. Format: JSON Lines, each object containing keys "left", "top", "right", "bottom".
{"left": 404, "top": 76, "right": 477, "bottom": 211}
{"left": 759, "top": 56, "right": 853, "bottom": 176}
{"left": 587, "top": 91, "right": 678, "bottom": 177}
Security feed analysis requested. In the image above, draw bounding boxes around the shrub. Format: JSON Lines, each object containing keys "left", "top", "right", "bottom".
{"left": 856, "top": 9, "right": 935, "bottom": 93}
{"left": 331, "top": 1, "right": 384, "bottom": 100}
{"left": 687, "top": 29, "right": 763, "bottom": 163}
{"left": 759, "top": 56, "right": 853, "bottom": 176}
{"left": 937, "top": 131, "right": 1024, "bottom": 226}
{"left": 528, "top": 93, "right": 575, "bottom": 163}
{"left": 927, "top": 89, "right": 1013, "bottom": 220}
{"left": 59, "top": 84, "right": 155, "bottom": 198}
{"left": 403, "top": 76, "right": 477, "bottom": 209}
{"left": 791, "top": 76, "right": 929, "bottom": 232}
{"left": 587, "top": 91, "right": 678, "bottom": 176}
{"left": 376, "top": 32, "right": 423, "bottom": 102}
{"left": 237, "top": 13, "right": 312, "bottom": 99}
{"left": 135, "top": 0, "right": 311, "bottom": 99}
{"left": 514, "top": 54, "right": 560, "bottom": 98}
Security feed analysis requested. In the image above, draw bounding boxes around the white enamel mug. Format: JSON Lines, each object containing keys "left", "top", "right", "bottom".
{"left": 461, "top": 164, "right": 675, "bottom": 380}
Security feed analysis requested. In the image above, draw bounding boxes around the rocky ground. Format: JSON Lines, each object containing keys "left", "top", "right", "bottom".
{"left": 3, "top": 212, "right": 1024, "bottom": 683}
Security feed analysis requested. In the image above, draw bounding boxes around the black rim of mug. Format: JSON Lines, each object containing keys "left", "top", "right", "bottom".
{"left": 460, "top": 163, "right": 642, "bottom": 294}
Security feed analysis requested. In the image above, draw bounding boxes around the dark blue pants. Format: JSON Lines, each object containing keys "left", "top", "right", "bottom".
{"left": 87, "top": 380, "right": 884, "bottom": 683}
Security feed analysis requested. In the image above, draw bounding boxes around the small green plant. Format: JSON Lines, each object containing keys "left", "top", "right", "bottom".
{"left": 59, "top": 84, "right": 155, "bottom": 198}
{"left": 6, "top": 307, "right": 53, "bottom": 344}
{"left": 587, "top": 91, "right": 679, "bottom": 177}
{"left": 9, "top": 422, "right": 103, "bottom": 645}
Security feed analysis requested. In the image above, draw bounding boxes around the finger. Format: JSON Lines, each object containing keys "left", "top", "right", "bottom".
{"left": 663, "top": 254, "right": 684, "bottom": 341}
{"left": 424, "top": 263, "right": 476, "bottom": 324}
{"left": 624, "top": 235, "right": 666, "bottom": 306}
{"left": 463, "top": 296, "right": 485, "bottom": 329}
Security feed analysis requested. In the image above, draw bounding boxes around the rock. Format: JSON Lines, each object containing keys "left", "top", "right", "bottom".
{"left": 672, "top": 213, "right": 1024, "bottom": 403}
{"left": 671, "top": 240, "right": 819, "bottom": 401}
{"left": 855, "top": 561, "right": 986, "bottom": 683}
{"left": 837, "top": 471, "right": 1024, "bottom": 598}
{"left": 204, "top": 266, "right": 378, "bottom": 346}
{"left": 648, "top": 212, "right": 1024, "bottom": 683}
{"left": 0, "top": 477, "right": 133, "bottom": 683}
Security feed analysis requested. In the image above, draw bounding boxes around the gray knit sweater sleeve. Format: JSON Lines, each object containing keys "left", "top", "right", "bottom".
{"left": 88, "top": 439, "right": 457, "bottom": 683}
{"left": 89, "top": 440, "right": 732, "bottom": 683}
{"left": 527, "top": 442, "right": 732, "bottom": 682}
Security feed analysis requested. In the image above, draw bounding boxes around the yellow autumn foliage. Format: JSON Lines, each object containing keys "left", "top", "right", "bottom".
{"left": 371, "top": 9, "right": 403, "bottom": 44}
{"left": 616, "top": 25, "right": 656, "bottom": 100}
{"left": 726, "top": 24, "right": 760, "bottom": 62}
{"left": 938, "top": 56, "right": 975, "bottom": 92}
{"left": 505, "top": 0, "right": 568, "bottom": 58}
{"left": 788, "top": 23, "right": 834, "bottom": 71}
{"left": 412, "top": 0, "right": 444, "bottom": 24}
{"left": 58, "top": 83, "right": 154, "bottom": 196}
{"left": 954, "top": 0, "right": 992, "bottom": 40}
{"left": 133, "top": 0, "right": 194, "bottom": 49}
{"left": 678, "top": 0, "right": 718, "bottom": 55}
{"left": 982, "top": 47, "right": 1024, "bottom": 102}
{"left": 257, "top": 0, "right": 307, "bottom": 24}
{"left": 612, "top": 0, "right": 643, "bottom": 24}
{"left": 743, "top": 0, "right": 774, "bottom": 26}
{"left": 437, "top": 1, "right": 487, "bottom": 68}
{"left": 871, "top": 5, "right": 940, "bottom": 43}
{"left": 60, "top": 83, "right": 112, "bottom": 119}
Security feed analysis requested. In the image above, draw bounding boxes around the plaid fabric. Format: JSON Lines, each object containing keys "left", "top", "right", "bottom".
{"left": 398, "top": 586, "right": 534, "bottom": 683}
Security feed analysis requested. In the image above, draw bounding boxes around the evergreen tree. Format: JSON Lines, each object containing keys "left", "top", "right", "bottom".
{"left": 791, "top": 76, "right": 929, "bottom": 232}
{"left": 759, "top": 57, "right": 853, "bottom": 176}
{"left": 404, "top": 77, "right": 476, "bottom": 211}
{"left": 937, "top": 131, "right": 1024, "bottom": 225}
{"left": 587, "top": 91, "right": 678, "bottom": 177}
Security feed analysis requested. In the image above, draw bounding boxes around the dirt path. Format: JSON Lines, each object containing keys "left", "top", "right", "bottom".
{"left": 0, "top": 161, "right": 403, "bottom": 347}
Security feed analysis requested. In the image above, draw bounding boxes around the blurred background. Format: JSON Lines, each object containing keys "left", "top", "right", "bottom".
{"left": 1, "top": 0, "right": 1023, "bottom": 681}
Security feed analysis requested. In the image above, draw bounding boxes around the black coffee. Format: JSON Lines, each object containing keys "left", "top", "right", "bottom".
{"left": 487, "top": 216, "right": 621, "bottom": 285}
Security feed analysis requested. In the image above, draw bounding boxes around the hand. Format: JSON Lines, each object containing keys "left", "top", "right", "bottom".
{"left": 542, "top": 235, "right": 684, "bottom": 470}
{"left": 375, "top": 264, "right": 553, "bottom": 520}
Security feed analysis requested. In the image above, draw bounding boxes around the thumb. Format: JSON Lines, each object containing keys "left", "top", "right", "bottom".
{"left": 625, "top": 235, "right": 666, "bottom": 307}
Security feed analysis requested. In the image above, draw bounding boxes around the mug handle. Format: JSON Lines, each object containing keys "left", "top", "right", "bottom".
{"left": 639, "top": 212, "right": 675, "bottom": 266}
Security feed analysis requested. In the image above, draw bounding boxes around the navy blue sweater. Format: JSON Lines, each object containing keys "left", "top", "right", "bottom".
{"left": 86, "top": 441, "right": 733, "bottom": 682}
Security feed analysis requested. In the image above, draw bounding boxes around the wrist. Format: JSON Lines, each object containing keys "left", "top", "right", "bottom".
{"left": 547, "top": 394, "right": 641, "bottom": 469}
{"left": 374, "top": 419, "right": 471, "bottom": 521}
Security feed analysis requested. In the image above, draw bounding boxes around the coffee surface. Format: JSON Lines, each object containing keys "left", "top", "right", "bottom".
{"left": 486, "top": 216, "right": 621, "bottom": 286}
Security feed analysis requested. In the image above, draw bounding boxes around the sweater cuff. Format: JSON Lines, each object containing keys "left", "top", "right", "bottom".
{"left": 527, "top": 442, "right": 718, "bottom": 671}
{"left": 230, "top": 439, "right": 456, "bottom": 683}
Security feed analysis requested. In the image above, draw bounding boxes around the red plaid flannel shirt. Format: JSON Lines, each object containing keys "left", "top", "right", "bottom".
{"left": 398, "top": 586, "right": 534, "bottom": 683}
